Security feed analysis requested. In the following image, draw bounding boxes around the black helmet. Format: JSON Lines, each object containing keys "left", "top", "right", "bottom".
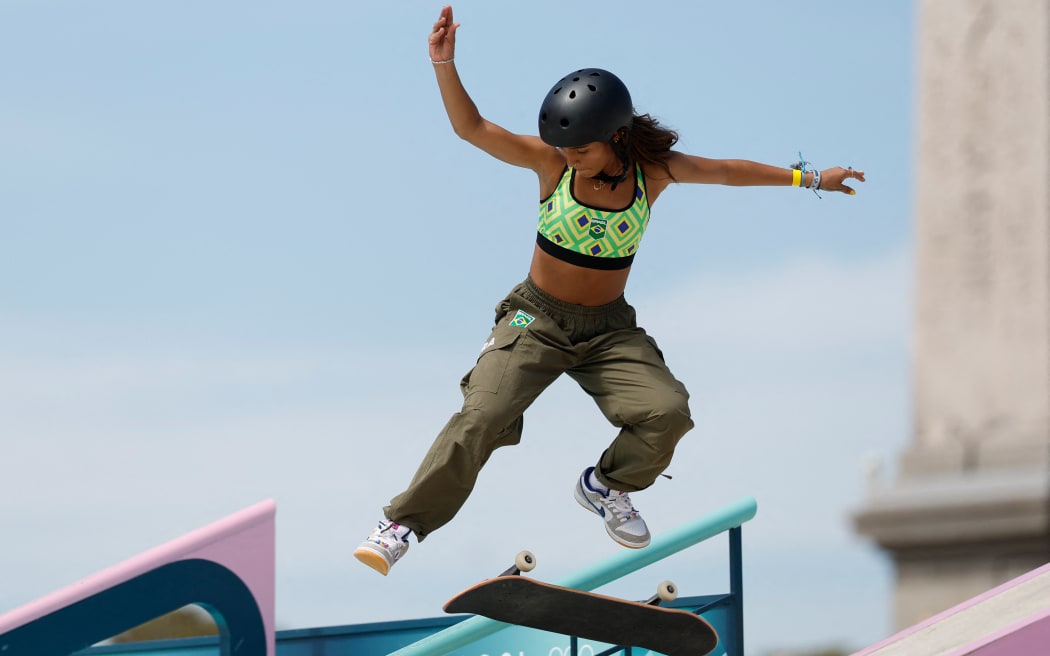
{"left": 538, "top": 68, "right": 633, "bottom": 147}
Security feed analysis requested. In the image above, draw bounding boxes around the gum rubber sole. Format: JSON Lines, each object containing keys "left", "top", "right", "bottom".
{"left": 354, "top": 547, "right": 392, "bottom": 576}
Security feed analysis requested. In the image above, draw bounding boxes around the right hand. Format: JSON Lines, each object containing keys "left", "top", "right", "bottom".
{"left": 428, "top": 5, "right": 459, "bottom": 63}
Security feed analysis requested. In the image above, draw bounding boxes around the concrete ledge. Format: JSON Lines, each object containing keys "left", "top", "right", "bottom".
{"left": 854, "top": 469, "right": 1050, "bottom": 548}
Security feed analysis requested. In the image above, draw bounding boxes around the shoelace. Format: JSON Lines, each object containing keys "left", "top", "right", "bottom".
{"left": 601, "top": 490, "right": 640, "bottom": 522}
{"left": 374, "top": 523, "right": 408, "bottom": 545}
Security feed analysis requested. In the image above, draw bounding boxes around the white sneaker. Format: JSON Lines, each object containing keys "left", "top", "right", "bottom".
{"left": 574, "top": 467, "right": 651, "bottom": 548}
{"left": 354, "top": 520, "right": 411, "bottom": 575}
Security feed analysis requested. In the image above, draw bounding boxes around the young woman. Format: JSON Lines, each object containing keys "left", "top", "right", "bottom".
{"left": 354, "top": 5, "right": 865, "bottom": 575}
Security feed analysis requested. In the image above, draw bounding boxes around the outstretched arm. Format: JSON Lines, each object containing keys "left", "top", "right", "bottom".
{"left": 663, "top": 151, "right": 864, "bottom": 196}
{"left": 427, "top": 6, "right": 561, "bottom": 177}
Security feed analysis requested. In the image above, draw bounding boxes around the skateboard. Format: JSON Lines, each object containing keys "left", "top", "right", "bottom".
{"left": 444, "top": 551, "right": 719, "bottom": 656}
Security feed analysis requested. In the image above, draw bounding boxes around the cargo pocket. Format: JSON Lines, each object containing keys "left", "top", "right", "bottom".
{"left": 461, "top": 327, "right": 525, "bottom": 395}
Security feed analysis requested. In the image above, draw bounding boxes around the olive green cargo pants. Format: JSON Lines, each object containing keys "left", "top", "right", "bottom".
{"left": 384, "top": 277, "right": 693, "bottom": 540}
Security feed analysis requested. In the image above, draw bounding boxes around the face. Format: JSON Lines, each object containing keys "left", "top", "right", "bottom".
{"left": 558, "top": 142, "right": 618, "bottom": 178}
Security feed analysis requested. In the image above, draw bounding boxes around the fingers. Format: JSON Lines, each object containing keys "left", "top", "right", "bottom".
{"left": 430, "top": 6, "right": 447, "bottom": 42}
{"left": 434, "top": 5, "right": 453, "bottom": 33}
{"left": 430, "top": 20, "right": 445, "bottom": 42}
{"left": 844, "top": 166, "right": 866, "bottom": 181}
{"left": 837, "top": 166, "right": 864, "bottom": 195}
{"left": 430, "top": 6, "right": 458, "bottom": 47}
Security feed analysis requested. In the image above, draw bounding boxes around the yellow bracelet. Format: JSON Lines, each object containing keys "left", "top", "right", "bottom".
{"left": 791, "top": 169, "right": 802, "bottom": 187}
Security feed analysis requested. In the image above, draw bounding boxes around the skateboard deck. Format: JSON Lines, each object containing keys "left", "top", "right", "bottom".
{"left": 444, "top": 576, "right": 719, "bottom": 656}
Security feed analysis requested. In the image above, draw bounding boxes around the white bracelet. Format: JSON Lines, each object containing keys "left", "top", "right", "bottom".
{"left": 430, "top": 57, "right": 454, "bottom": 64}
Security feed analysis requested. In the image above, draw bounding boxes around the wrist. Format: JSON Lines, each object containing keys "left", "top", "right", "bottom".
{"left": 791, "top": 151, "right": 823, "bottom": 198}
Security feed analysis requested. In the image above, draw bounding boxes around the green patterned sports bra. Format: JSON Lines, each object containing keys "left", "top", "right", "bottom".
{"left": 536, "top": 165, "right": 650, "bottom": 270}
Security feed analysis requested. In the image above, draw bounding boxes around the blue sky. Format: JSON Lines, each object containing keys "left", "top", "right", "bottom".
{"left": 1, "top": 2, "right": 914, "bottom": 654}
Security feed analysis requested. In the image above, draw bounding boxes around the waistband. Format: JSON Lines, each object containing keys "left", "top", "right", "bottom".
{"left": 518, "top": 276, "right": 629, "bottom": 318}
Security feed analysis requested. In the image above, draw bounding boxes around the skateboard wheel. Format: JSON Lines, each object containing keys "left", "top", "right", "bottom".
{"left": 514, "top": 550, "right": 537, "bottom": 573}
{"left": 657, "top": 580, "right": 678, "bottom": 602}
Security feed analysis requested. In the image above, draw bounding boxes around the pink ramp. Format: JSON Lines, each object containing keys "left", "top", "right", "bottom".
{"left": 0, "top": 499, "right": 276, "bottom": 656}
{"left": 851, "top": 561, "right": 1050, "bottom": 656}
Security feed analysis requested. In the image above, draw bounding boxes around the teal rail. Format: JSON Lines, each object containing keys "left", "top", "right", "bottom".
{"left": 389, "top": 496, "right": 758, "bottom": 656}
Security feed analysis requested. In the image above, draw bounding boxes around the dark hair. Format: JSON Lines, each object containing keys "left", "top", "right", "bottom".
{"left": 623, "top": 113, "right": 678, "bottom": 181}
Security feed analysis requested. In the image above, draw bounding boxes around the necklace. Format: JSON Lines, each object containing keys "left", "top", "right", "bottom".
{"left": 592, "top": 179, "right": 606, "bottom": 191}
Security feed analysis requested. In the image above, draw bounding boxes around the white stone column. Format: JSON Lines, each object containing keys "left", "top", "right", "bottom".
{"left": 911, "top": 0, "right": 1050, "bottom": 474}
{"left": 854, "top": 0, "right": 1050, "bottom": 630}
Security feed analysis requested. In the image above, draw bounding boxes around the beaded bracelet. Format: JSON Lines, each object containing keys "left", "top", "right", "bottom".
{"left": 430, "top": 57, "right": 454, "bottom": 64}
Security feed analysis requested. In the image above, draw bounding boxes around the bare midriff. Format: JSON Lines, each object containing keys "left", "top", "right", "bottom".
{"left": 528, "top": 245, "right": 631, "bottom": 306}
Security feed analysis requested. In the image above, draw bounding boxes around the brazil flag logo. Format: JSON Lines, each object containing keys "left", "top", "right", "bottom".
{"left": 509, "top": 310, "right": 535, "bottom": 328}
{"left": 588, "top": 217, "right": 608, "bottom": 240}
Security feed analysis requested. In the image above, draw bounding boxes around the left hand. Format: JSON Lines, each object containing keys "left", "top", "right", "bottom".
{"left": 820, "top": 166, "right": 866, "bottom": 195}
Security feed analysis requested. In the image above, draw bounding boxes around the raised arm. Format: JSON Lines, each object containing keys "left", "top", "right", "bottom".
{"left": 428, "top": 6, "right": 562, "bottom": 177}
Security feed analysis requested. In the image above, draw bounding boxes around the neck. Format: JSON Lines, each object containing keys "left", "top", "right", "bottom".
{"left": 591, "top": 159, "right": 630, "bottom": 190}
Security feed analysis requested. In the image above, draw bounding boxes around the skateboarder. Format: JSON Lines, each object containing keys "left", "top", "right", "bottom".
{"left": 354, "top": 5, "right": 864, "bottom": 576}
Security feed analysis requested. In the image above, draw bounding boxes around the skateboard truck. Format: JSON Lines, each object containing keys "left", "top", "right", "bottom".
{"left": 498, "top": 550, "right": 536, "bottom": 577}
